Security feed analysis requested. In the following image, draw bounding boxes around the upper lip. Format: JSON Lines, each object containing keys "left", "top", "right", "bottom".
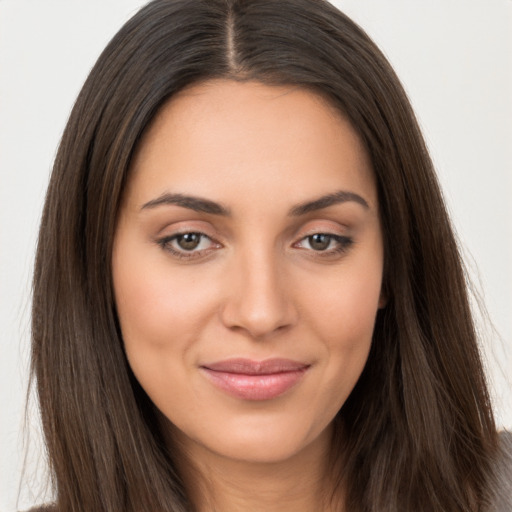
{"left": 201, "top": 358, "right": 310, "bottom": 375}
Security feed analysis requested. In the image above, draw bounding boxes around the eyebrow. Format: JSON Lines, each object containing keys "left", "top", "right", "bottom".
{"left": 140, "top": 189, "right": 369, "bottom": 216}
{"left": 141, "top": 193, "right": 231, "bottom": 215}
{"left": 288, "top": 190, "right": 369, "bottom": 216}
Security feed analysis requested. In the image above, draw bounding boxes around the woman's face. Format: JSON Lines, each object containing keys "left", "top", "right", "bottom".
{"left": 113, "top": 80, "right": 384, "bottom": 465}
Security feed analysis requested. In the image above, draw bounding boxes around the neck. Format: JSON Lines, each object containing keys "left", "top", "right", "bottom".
{"left": 170, "top": 425, "right": 344, "bottom": 512}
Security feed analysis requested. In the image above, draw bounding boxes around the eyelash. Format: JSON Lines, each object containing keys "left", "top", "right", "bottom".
{"left": 156, "top": 232, "right": 220, "bottom": 261}
{"left": 293, "top": 233, "right": 353, "bottom": 256}
{"left": 156, "top": 232, "right": 354, "bottom": 261}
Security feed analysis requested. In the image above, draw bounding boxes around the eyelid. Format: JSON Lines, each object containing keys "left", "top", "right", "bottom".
{"left": 291, "top": 222, "right": 354, "bottom": 257}
{"left": 293, "top": 232, "right": 353, "bottom": 249}
{"left": 293, "top": 221, "right": 350, "bottom": 241}
{"left": 155, "top": 227, "right": 223, "bottom": 261}
{"left": 154, "top": 218, "right": 218, "bottom": 237}
{"left": 155, "top": 220, "right": 354, "bottom": 261}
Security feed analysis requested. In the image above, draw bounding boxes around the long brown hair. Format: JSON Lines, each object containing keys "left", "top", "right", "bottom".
{"left": 31, "top": 0, "right": 497, "bottom": 510}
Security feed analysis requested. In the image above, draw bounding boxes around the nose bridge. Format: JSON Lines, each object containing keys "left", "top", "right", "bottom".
{"left": 220, "top": 239, "right": 296, "bottom": 338}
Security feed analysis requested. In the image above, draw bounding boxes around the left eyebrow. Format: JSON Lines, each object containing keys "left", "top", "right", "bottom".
{"left": 288, "top": 190, "right": 369, "bottom": 216}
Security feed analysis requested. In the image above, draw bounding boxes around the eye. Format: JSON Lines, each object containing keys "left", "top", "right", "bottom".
{"left": 157, "top": 232, "right": 219, "bottom": 259}
{"left": 304, "top": 233, "right": 333, "bottom": 251}
{"left": 174, "top": 233, "right": 206, "bottom": 251}
{"left": 295, "top": 233, "right": 353, "bottom": 254}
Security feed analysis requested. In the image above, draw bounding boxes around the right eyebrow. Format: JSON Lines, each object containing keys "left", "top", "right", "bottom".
{"left": 140, "top": 192, "right": 231, "bottom": 216}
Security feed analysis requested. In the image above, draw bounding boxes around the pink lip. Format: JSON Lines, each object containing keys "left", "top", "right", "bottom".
{"left": 200, "top": 358, "right": 310, "bottom": 401}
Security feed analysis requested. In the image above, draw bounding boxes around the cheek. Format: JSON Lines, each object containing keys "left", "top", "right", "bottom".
{"left": 300, "top": 249, "right": 383, "bottom": 408}
{"left": 319, "top": 285, "right": 376, "bottom": 383}
{"left": 307, "top": 255, "right": 383, "bottom": 348}
{"left": 111, "top": 239, "right": 217, "bottom": 403}
{"left": 113, "top": 267, "right": 208, "bottom": 432}
{"left": 113, "top": 236, "right": 217, "bottom": 347}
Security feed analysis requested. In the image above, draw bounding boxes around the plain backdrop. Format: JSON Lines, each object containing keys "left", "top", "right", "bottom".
{"left": 1, "top": 1, "right": 511, "bottom": 510}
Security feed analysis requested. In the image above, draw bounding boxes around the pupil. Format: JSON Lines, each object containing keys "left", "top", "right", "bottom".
{"left": 309, "top": 234, "right": 330, "bottom": 251}
{"left": 177, "top": 233, "right": 201, "bottom": 250}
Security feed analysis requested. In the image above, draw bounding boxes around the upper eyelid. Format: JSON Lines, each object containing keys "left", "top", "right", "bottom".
{"left": 159, "top": 228, "right": 345, "bottom": 240}
{"left": 298, "top": 226, "right": 347, "bottom": 236}
{"left": 154, "top": 213, "right": 353, "bottom": 245}
{"left": 162, "top": 231, "right": 217, "bottom": 246}
{"left": 157, "top": 223, "right": 348, "bottom": 241}
{"left": 156, "top": 225, "right": 220, "bottom": 243}
{"left": 158, "top": 231, "right": 350, "bottom": 252}
{"left": 294, "top": 216, "right": 351, "bottom": 231}
{"left": 294, "top": 233, "right": 352, "bottom": 247}
{"left": 157, "top": 233, "right": 219, "bottom": 261}
{"left": 154, "top": 215, "right": 349, "bottom": 235}
{"left": 293, "top": 224, "right": 350, "bottom": 243}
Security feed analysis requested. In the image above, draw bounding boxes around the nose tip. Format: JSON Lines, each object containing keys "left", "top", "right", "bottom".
{"left": 219, "top": 259, "right": 297, "bottom": 339}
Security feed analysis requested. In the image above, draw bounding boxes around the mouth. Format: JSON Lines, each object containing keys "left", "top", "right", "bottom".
{"left": 200, "top": 358, "right": 310, "bottom": 401}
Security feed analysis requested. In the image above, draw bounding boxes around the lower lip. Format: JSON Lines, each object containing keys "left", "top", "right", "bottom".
{"left": 201, "top": 368, "right": 308, "bottom": 401}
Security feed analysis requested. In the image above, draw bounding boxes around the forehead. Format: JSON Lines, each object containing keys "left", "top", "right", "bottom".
{"left": 125, "top": 79, "right": 377, "bottom": 212}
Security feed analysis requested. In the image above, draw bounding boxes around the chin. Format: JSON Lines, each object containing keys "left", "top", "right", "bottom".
{"left": 169, "top": 411, "right": 333, "bottom": 467}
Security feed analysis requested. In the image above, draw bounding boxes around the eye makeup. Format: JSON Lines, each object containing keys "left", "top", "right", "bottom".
{"left": 155, "top": 229, "right": 354, "bottom": 263}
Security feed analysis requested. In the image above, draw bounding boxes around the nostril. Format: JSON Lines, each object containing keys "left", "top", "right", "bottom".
{"left": 219, "top": 290, "right": 298, "bottom": 339}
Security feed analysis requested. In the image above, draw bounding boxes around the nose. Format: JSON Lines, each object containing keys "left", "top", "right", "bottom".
{"left": 219, "top": 247, "right": 298, "bottom": 339}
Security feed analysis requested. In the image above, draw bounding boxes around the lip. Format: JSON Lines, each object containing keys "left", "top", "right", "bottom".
{"left": 200, "top": 358, "right": 310, "bottom": 401}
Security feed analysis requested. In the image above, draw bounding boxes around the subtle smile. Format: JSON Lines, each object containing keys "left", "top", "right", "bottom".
{"left": 200, "top": 358, "right": 310, "bottom": 401}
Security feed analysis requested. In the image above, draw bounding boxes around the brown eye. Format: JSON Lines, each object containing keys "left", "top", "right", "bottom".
{"left": 308, "top": 234, "right": 332, "bottom": 251}
{"left": 176, "top": 233, "right": 202, "bottom": 251}
{"left": 294, "top": 232, "right": 353, "bottom": 256}
{"left": 157, "top": 231, "right": 220, "bottom": 260}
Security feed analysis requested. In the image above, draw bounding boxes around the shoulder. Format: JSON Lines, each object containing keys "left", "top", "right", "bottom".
{"left": 485, "top": 430, "right": 512, "bottom": 512}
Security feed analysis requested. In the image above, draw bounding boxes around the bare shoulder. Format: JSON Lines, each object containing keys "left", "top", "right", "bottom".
{"left": 485, "top": 430, "right": 512, "bottom": 512}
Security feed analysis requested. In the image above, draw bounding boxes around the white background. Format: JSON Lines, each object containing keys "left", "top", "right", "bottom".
{"left": 1, "top": 1, "right": 511, "bottom": 510}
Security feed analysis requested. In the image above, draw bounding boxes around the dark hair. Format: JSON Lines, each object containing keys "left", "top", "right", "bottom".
{"left": 31, "top": 0, "right": 497, "bottom": 510}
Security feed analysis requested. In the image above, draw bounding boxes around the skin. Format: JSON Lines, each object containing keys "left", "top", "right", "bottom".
{"left": 112, "top": 80, "right": 385, "bottom": 512}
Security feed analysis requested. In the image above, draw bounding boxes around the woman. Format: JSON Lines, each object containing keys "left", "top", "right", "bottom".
{"left": 30, "top": 0, "right": 510, "bottom": 511}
